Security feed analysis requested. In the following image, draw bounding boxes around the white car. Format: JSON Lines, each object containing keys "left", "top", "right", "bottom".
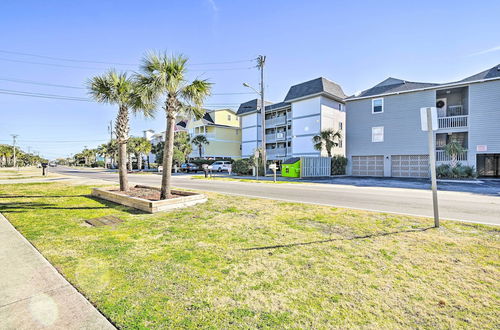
{"left": 211, "top": 161, "right": 231, "bottom": 172}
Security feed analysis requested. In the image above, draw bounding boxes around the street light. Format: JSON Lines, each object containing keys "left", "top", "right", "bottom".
{"left": 243, "top": 82, "right": 267, "bottom": 174}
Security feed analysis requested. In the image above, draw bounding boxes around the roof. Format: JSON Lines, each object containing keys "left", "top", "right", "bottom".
{"left": 236, "top": 99, "right": 273, "bottom": 116}
{"left": 282, "top": 157, "right": 300, "bottom": 164}
{"left": 265, "top": 101, "right": 290, "bottom": 111}
{"left": 347, "top": 64, "right": 500, "bottom": 101}
{"left": 347, "top": 78, "right": 439, "bottom": 99}
{"left": 284, "top": 77, "right": 347, "bottom": 102}
{"left": 458, "top": 64, "right": 500, "bottom": 83}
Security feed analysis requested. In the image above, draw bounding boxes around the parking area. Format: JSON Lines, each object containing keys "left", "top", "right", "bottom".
{"left": 311, "top": 176, "right": 500, "bottom": 196}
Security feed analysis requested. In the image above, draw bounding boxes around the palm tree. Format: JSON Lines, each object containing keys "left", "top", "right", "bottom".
{"left": 135, "top": 52, "right": 212, "bottom": 199}
{"left": 312, "top": 129, "right": 342, "bottom": 157}
{"left": 174, "top": 132, "right": 193, "bottom": 163}
{"left": 444, "top": 139, "right": 464, "bottom": 168}
{"left": 129, "top": 137, "right": 152, "bottom": 170}
{"left": 88, "top": 70, "right": 154, "bottom": 191}
{"left": 191, "top": 134, "right": 209, "bottom": 158}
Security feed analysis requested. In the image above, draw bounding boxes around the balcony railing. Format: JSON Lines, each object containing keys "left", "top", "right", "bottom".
{"left": 266, "top": 133, "right": 276, "bottom": 143}
{"left": 267, "top": 148, "right": 286, "bottom": 158}
{"left": 436, "top": 150, "right": 468, "bottom": 162}
{"left": 438, "top": 115, "right": 468, "bottom": 129}
{"left": 266, "top": 116, "right": 287, "bottom": 127}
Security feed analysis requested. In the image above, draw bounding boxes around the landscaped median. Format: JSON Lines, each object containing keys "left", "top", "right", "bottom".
{"left": 0, "top": 182, "right": 498, "bottom": 328}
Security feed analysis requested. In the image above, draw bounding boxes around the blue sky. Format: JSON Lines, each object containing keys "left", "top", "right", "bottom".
{"left": 1, "top": 0, "right": 499, "bottom": 159}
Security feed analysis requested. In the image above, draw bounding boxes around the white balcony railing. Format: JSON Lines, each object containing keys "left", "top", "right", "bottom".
{"left": 436, "top": 150, "right": 468, "bottom": 162}
{"left": 438, "top": 115, "right": 468, "bottom": 129}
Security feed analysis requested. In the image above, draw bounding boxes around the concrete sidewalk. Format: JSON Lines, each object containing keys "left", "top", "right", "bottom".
{"left": 0, "top": 213, "right": 114, "bottom": 329}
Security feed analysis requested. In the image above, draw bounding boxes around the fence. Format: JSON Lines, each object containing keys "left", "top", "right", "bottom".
{"left": 300, "top": 157, "right": 331, "bottom": 177}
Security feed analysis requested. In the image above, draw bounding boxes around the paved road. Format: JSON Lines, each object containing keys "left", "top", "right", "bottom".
{"left": 53, "top": 167, "right": 500, "bottom": 226}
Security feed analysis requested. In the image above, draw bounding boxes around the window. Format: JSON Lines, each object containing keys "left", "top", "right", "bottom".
{"left": 339, "top": 104, "right": 342, "bottom": 111}
{"left": 372, "top": 98, "right": 384, "bottom": 114}
{"left": 339, "top": 139, "right": 343, "bottom": 148}
{"left": 227, "top": 115, "right": 231, "bottom": 121}
{"left": 372, "top": 126, "right": 384, "bottom": 142}
{"left": 339, "top": 121, "right": 343, "bottom": 130}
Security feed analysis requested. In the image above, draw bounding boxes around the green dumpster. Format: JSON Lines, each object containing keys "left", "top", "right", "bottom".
{"left": 281, "top": 157, "right": 301, "bottom": 178}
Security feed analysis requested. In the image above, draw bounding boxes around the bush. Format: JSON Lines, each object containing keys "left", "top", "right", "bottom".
{"left": 331, "top": 156, "right": 348, "bottom": 175}
{"left": 232, "top": 159, "right": 253, "bottom": 175}
{"left": 436, "top": 163, "right": 476, "bottom": 179}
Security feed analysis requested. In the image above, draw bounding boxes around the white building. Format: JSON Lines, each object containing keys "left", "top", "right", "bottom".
{"left": 237, "top": 77, "right": 347, "bottom": 161}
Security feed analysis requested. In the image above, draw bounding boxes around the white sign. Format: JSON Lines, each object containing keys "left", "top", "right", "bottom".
{"left": 420, "top": 107, "right": 438, "bottom": 131}
{"left": 254, "top": 150, "right": 260, "bottom": 158}
{"left": 477, "top": 145, "right": 488, "bottom": 152}
{"left": 269, "top": 164, "right": 277, "bottom": 170}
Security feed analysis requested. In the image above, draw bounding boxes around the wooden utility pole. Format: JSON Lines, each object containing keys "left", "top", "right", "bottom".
{"left": 257, "top": 55, "right": 267, "bottom": 174}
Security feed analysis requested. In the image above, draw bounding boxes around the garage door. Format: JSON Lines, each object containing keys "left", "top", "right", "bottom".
{"left": 391, "top": 155, "right": 429, "bottom": 178}
{"left": 352, "top": 156, "right": 384, "bottom": 176}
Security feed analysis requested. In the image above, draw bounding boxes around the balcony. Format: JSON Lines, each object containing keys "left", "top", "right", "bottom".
{"left": 438, "top": 115, "right": 468, "bottom": 129}
{"left": 266, "top": 116, "right": 287, "bottom": 127}
{"left": 266, "top": 133, "right": 276, "bottom": 143}
{"left": 436, "top": 150, "right": 468, "bottom": 162}
{"left": 437, "top": 105, "right": 468, "bottom": 129}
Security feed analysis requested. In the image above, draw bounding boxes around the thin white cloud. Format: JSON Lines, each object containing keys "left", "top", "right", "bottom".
{"left": 207, "top": 0, "right": 218, "bottom": 12}
{"left": 468, "top": 45, "right": 500, "bottom": 56}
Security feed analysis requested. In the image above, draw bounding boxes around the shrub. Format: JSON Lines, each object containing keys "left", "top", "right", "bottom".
{"left": 232, "top": 159, "right": 253, "bottom": 175}
{"left": 331, "top": 156, "right": 348, "bottom": 175}
{"left": 436, "top": 163, "right": 476, "bottom": 179}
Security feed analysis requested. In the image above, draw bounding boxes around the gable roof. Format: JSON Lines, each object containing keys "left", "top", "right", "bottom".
{"left": 347, "top": 64, "right": 500, "bottom": 101}
{"left": 284, "top": 77, "right": 347, "bottom": 102}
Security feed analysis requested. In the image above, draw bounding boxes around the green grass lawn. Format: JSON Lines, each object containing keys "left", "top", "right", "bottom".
{"left": 0, "top": 183, "right": 498, "bottom": 328}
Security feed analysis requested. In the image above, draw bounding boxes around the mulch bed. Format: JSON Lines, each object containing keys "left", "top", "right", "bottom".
{"left": 110, "top": 187, "right": 182, "bottom": 201}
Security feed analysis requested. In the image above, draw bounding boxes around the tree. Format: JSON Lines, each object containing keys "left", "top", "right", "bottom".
{"left": 135, "top": 52, "right": 212, "bottom": 199}
{"left": 129, "top": 137, "right": 152, "bottom": 170}
{"left": 444, "top": 139, "right": 465, "bottom": 168}
{"left": 191, "top": 134, "right": 209, "bottom": 158}
{"left": 312, "top": 129, "right": 342, "bottom": 157}
{"left": 88, "top": 70, "right": 154, "bottom": 191}
{"left": 173, "top": 131, "right": 192, "bottom": 164}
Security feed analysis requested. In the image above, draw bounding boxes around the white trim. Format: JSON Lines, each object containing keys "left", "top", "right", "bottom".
{"left": 372, "top": 126, "right": 384, "bottom": 142}
{"left": 372, "top": 98, "right": 384, "bottom": 114}
{"left": 285, "top": 91, "right": 346, "bottom": 104}
{"left": 346, "top": 76, "right": 500, "bottom": 102}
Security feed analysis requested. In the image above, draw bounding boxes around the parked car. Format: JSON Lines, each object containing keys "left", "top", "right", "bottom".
{"left": 180, "top": 163, "right": 199, "bottom": 173}
{"left": 211, "top": 161, "right": 232, "bottom": 172}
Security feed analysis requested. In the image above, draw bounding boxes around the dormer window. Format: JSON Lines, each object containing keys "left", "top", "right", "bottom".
{"left": 372, "top": 98, "right": 384, "bottom": 114}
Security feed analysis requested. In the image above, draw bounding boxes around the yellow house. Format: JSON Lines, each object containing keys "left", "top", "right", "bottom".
{"left": 184, "top": 109, "right": 241, "bottom": 159}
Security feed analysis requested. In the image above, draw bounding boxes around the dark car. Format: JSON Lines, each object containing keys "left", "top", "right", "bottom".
{"left": 180, "top": 163, "right": 199, "bottom": 173}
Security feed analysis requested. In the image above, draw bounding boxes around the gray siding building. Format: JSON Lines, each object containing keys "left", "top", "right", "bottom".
{"left": 345, "top": 64, "right": 500, "bottom": 177}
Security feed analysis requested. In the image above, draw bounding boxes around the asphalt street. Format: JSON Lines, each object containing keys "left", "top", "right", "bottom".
{"left": 53, "top": 167, "right": 500, "bottom": 226}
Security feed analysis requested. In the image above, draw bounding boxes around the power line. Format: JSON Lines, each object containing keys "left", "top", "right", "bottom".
{"left": 0, "top": 49, "right": 136, "bottom": 66}
{"left": 0, "top": 49, "right": 255, "bottom": 69}
{"left": 0, "top": 77, "right": 84, "bottom": 89}
{"left": 0, "top": 88, "right": 91, "bottom": 101}
{"left": 0, "top": 76, "right": 253, "bottom": 94}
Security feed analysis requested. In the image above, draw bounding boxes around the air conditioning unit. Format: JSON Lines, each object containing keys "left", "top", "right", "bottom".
{"left": 436, "top": 98, "right": 447, "bottom": 117}
{"left": 276, "top": 132, "right": 285, "bottom": 139}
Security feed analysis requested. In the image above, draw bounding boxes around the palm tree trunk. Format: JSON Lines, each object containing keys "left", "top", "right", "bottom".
{"left": 160, "top": 110, "right": 176, "bottom": 199}
{"left": 199, "top": 145, "right": 202, "bottom": 158}
{"left": 128, "top": 153, "right": 133, "bottom": 171}
{"left": 138, "top": 153, "right": 143, "bottom": 170}
{"left": 116, "top": 105, "right": 129, "bottom": 191}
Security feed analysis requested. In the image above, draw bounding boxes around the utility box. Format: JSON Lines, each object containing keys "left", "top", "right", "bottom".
{"left": 281, "top": 157, "right": 301, "bottom": 178}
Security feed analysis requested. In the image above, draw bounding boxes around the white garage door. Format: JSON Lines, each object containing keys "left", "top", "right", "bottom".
{"left": 352, "top": 156, "right": 384, "bottom": 176}
{"left": 391, "top": 155, "right": 429, "bottom": 178}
